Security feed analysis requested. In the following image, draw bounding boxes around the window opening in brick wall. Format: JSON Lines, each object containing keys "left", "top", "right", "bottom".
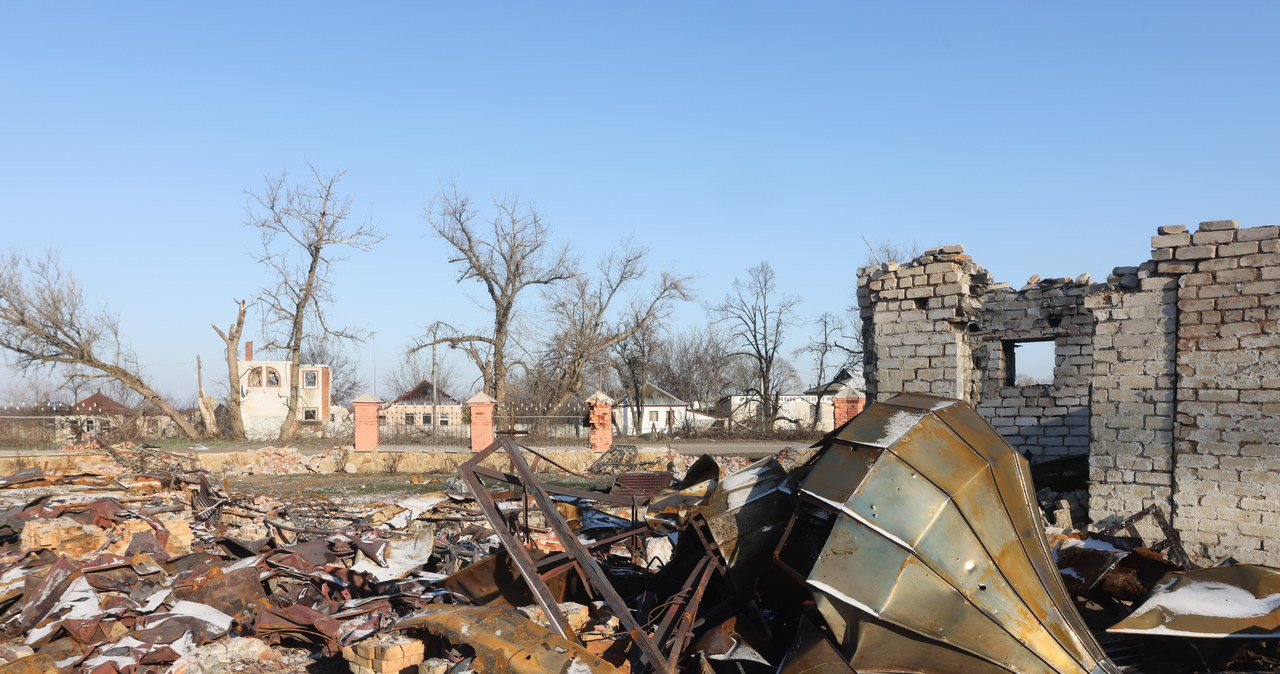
{"left": 303, "top": 407, "right": 318, "bottom": 421}
{"left": 303, "top": 371, "right": 319, "bottom": 388}
{"left": 405, "top": 413, "right": 416, "bottom": 425}
{"left": 1003, "top": 339, "right": 1056, "bottom": 386}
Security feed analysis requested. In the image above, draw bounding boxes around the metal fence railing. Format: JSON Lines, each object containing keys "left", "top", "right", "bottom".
{"left": 0, "top": 403, "right": 178, "bottom": 449}
{"left": 496, "top": 403, "right": 589, "bottom": 443}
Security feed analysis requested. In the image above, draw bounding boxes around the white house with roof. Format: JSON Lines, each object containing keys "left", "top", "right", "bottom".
{"left": 613, "top": 382, "right": 715, "bottom": 436}
{"left": 237, "top": 341, "right": 332, "bottom": 440}
{"left": 717, "top": 368, "right": 864, "bottom": 432}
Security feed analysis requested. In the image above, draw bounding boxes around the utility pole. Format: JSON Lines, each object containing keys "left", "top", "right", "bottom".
{"left": 431, "top": 341, "right": 439, "bottom": 431}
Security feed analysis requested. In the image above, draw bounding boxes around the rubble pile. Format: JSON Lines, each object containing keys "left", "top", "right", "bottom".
{"left": 0, "top": 394, "right": 1273, "bottom": 673}
{"left": 219, "top": 446, "right": 350, "bottom": 476}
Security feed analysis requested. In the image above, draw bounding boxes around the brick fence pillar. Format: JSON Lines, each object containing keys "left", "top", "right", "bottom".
{"left": 467, "top": 392, "right": 497, "bottom": 452}
{"left": 352, "top": 394, "right": 383, "bottom": 452}
{"left": 833, "top": 385, "right": 866, "bottom": 429}
{"left": 585, "top": 390, "right": 614, "bottom": 452}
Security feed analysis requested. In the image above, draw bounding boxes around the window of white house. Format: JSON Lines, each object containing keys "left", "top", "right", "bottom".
{"left": 303, "top": 371, "right": 319, "bottom": 388}
{"left": 405, "top": 414, "right": 416, "bottom": 425}
{"left": 649, "top": 410, "right": 659, "bottom": 422}
{"left": 248, "top": 368, "right": 263, "bottom": 387}
{"left": 266, "top": 368, "right": 281, "bottom": 386}
{"left": 303, "top": 408, "right": 318, "bottom": 421}
{"left": 440, "top": 415, "right": 449, "bottom": 426}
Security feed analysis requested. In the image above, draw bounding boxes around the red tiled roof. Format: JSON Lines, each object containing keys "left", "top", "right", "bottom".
{"left": 70, "top": 392, "right": 133, "bottom": 415}
{"left": 384, "top": 380, "right": 462, "bottom": 407}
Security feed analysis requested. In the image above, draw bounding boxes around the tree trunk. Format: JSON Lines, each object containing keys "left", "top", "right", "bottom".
{"left": 195, "top": 355, "right": 217, "bottom": 433}
{"left": 105, "top": 364, "right": 201, "bottom": 440}
{"left": 491, "top": 321, "right": 509, "bottom": 403}
{"left": 279, "top": 256, "right": 320, "bottom": 441}
{"left": 212, "top": 300, "right": 247, "bottom": 439}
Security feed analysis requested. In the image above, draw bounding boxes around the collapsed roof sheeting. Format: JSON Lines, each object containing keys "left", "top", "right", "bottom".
{"left": 786, "top": 392, "right": 1120, "bottom": 674}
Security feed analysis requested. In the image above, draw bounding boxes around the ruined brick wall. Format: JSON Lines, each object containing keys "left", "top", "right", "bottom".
{"left": 1083, "top": 267, "right": 1178, "bottom": 540}
{"left": 971, "top": 281, "right": 1094, "bottom": 463}
{"left": 857, "top": 246, "right": 988, "bottom": 404}
{"left": 858, "top": 249, "right": 1094, "bottom": 465}
{"left": 1157, "top": 221, "right": 1280, "bottom": 564}
{"left": 858, "top": 221, "right": 1280, "bottom": 565}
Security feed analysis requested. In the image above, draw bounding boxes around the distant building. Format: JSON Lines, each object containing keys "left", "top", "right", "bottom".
{"left": 57, "top": 392, "right": 178, "bottom": 441}
{"left": 62, "top": 392, "right": 132, "bottom": 439}
{"left": 801, "top": 368, "right": 866, "bottom": 430}
{"left": 237, "top": 341, "right": 331, "bottom": 440}
{"left": 614, "top": 382, "right": 715, "bottom": 436}
{"left": 379, "top": 379, "right": 464, "bottom": 431}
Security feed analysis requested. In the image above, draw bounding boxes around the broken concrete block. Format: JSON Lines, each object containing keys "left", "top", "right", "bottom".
{"left": 344, "top": 634, "right": 425, "bottom": 674}
{"left": 159, "top": 514, "right": 194, "bottom": 554}
{"left": 517, "top": 601, "right": 591, "bottom": 632}
{"left": 19, "top": 518, "right": 109, "bottom": 558}
{"left": 418, "top": 659, "right": 449, "bottom": 674}
{"left": 168, "top": 637, "right": 280, "bottom": 674}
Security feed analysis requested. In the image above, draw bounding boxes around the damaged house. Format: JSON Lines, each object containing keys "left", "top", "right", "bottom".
{"left": 857, "top": 219, "right": 1280, "bottom": 567}
{"left": 237, "top": 342, "right": 333, "bottom": 440}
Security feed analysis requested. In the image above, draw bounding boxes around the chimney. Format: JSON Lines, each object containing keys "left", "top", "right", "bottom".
{"left": 245, "top": 341, "right": 254, "bottom": 361}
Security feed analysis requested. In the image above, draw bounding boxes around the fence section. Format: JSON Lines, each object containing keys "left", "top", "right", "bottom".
{"left": 495, "top": 401, "right": 590, "bottom": 443}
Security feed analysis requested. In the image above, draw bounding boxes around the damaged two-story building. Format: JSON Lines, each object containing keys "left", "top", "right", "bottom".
{"left": 857, "top": 220, "right": 1280, "bottom": 567}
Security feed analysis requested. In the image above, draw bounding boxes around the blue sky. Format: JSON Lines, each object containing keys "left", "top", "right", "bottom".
{"left": 2, "top": 2, "right": 1278, "bottom": 400}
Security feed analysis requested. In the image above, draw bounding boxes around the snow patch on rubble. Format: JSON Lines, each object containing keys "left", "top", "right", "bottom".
{"left": 872, "top": 411, "right": 925, "bottom": 447}
{"left": 26, "top": 576, "right": 99, "bottom": 644}
{"left": 1129, "top": 581, "right": 1280, "bottom": 620}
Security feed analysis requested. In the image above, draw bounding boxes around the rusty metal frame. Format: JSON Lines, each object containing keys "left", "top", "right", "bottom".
{"left": 1096, "top": 504, "right": 1193, "bottom": 570}
{"left": 458, "top": 440, "right": 577, "bottom": 641}
{"left": 459, "top": 437, "right": 671, "bottom": 671}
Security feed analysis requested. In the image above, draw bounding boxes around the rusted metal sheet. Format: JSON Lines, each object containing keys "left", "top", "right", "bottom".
{"left": 1108, "top": 564, "right": 1280, "bottom": 639}
{"left": 610, "top": 471, "right": 673, "bottom": 499}
{"left": 392, "top": 605, "right": 619, "bottom": 674}
{"left": 699, "top": 458, "right": 790, "bottom": 585}
{"left": 783, "top": 393, "right": 1119, "bottom": 674}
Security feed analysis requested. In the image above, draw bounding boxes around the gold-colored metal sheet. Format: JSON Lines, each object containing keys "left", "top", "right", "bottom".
{"left": 934, "top": 402, "right": 1105, "bottom": 663}
{"left": 1108, "top": 564, "right": 1280, "bottom": 639}
{"left": 797, "top": 393, "right": 1120, "bottom": 674}
{"left": 392, "top": 605, "right": 620, "bottom": 674}
{"left": 831, "top": 401, "right": 927, "bottom": 448}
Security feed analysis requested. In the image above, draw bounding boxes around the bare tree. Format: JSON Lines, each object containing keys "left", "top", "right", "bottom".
{"left": 797, "top": 311, "right": 863, "bottom": 385}
{"left": 0, "top": 369, "right": 63, "bottom": 405}
{"left": 301, "top": 335, "right": 366, "bottom": 404}
{"left": 613, "top": 321, "right": 660, "bottom": 430}
{"left": 710, "top": 262, "right": 801, "bottom": 422}
{"left": 862, "top": 237, "right": 924, "bottom": 266}
{"left": 382, "top": 349, "right": 463, "bottom": 401}
{"left": 795, "top": 311, "right": 863, "bottom": 428}
{"left": 0, "top": 250, "right": 201, "bottom": 439}
{"left": 416, "top": 188, "right": 574, "bottom": 403}
{"left": 534, "top": 241, "right": 692, "bottom": 415}
{"left": 247, "top": 165, "right": 383, "bottom": 441}
{"left": 646, "top": 327, "right": 738, "bottom": 406}
{"left": 211, "top": 299, "right": 247, "bottom": 439}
